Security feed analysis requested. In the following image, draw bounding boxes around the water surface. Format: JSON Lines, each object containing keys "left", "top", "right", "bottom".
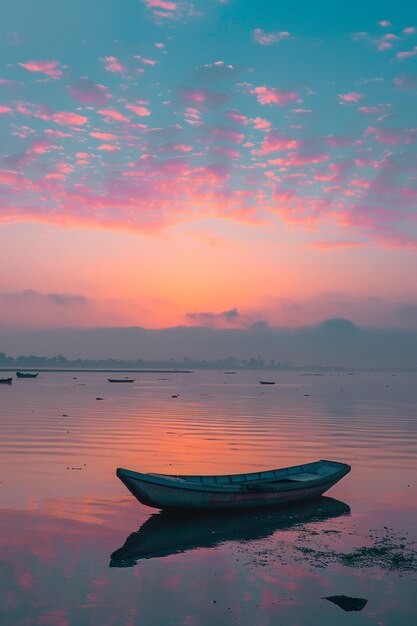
{"left": 1, "top": 370, "right": 416, "bottom": 625}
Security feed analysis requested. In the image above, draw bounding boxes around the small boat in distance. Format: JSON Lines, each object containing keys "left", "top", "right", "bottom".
{"left": 0, "top": 377, "right": 13, "bottom": 385}
{"left": 108, "top": 378, "right": 135, "bottom": 383}
{"left": 117, "top": 459, "right": 351, "bottom": 511}
{"left": 259, "top": 380, "right": 275, "bottom": 385}
{"left": 16, "top": 371, "right": 39, "bottom": 378}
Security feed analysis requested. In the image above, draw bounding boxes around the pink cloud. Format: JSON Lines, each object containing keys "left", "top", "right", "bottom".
{"left": 152, "top": 10, "right": 177, "bottom": 19}
{"left": 68, "top": 78, "right": 112, "bottom": 105}
{"left": 184, "top": 107, "right": 202, "bottom": 126}
{"left": 13, "top": 101, "right": 87, "bottom": 126}
{"left": 403, "top": 27, "right": 416, "bottom": 35}
{"left": 339, "top": 92, "right": 363, "bottom": 103}
{"left": 18, "top": 60, "right": 63, "bottom": 79}
{"left": 144, "top": 0, "right": 177, "bottom": 9}
{"left": 393, "top": 74, "right": 417, "bottom": 91}
{"left": 377, "top": 41, "right": 393, "bottom": 51}
{"left": 314, "top": 161, "right": 353, "bottom": 182}
{"left": 44, "top": 129, "right": 73, "bottom": 138}
{"left": 251, "top": 86, "right": 299, "bottom": 106}
{"left": 90, "top": 132, "right": 118, "bottom": 140}
{"left": 179, "top": 87, "right": 229, "bottom": 108}
{"left": 125, "top": 103, "right": 151, "bottom": 117}
{"left": 255, "top": 133, "right": 302, "bottom": 155}
{"left": 0, "top": 79, "right": 20, "bottom": 86}
{"left": 169, "top": 144, "right": 193, "bottom": 152}
{"left": 10, "top": 126, "right": 37, "bottom": 139}
{"left": 358, "top": 104, "right": 390, "bottom": 114}
{"left": 397, "top": 46, "right": 417, "bottom": 60}
{"left": 31, "top": 138, "right": 62, "bottom": 154}
{"left": 134, "top": 55, "right": 158, "bottom": 65}
{"left": 253, "top": 29, "right": 291, "bottom": 45}
{"left": 97, "top": 144, "right": 120, "bottom": 151}
{"left": 3, "top": 137, "right": 62, "bottom": 169}
{"left": 269, "top": 152, "right": 329, "bottom": 167}
{"left": 0, "top": 105, "right": 12, "bottom": 114}
{"left": 0, "top": 169, "right": 23, "bottom": 185}
{"left": 378, "top": 20, "right": 392, "bottom": 28}
{"left": 225, "top": 111, "right": 248, "bottom": 124}
{"left": 102, "top": 56, "right": 126, "bottom": 74}
{"left": 55, "top": 163, "right": 73, "bottom": 174}
{"left": 251, "top": 117, "right": 271, "bottom": 131}
{"left": 97, "top": 108, "right": 131, "bottom": 122}
{"left": 14, "top": 101, "right": 51, "bottom": 119}
{"left": 291, "top": 108, "right": 312, "bottom": 114}
{"left": 2, "top": 146, "right": 416, "bottom": 247}
{"left": 211, "top": 126, "right": 244, "bottom": 144}
{"left": 142, "top": 0, "right": 185, "bottom": 21}
{"left": 1, "top": 156, "right": 262, "bottom": 234}
{"left": 51, "top": 111, "right": 88, "bottom": 126}
{"left": 365, "top": 126, "right": 403, "bottom": 146}
{"left": 354, "top": 157, "right": 379, "bottom": 168}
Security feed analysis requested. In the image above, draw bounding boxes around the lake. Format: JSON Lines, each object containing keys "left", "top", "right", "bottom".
{"left": 1, "top": 370, "right": 416, "bottom": 625}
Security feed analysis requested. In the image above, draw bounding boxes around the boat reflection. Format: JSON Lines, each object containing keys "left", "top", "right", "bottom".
{"left": 110, "top": 496, "right": 350, "bottom": 567}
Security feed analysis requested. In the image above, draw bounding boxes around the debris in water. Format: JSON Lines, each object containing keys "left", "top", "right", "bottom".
{"left": 324, "top": 595, "right": 367, "bottom": 612}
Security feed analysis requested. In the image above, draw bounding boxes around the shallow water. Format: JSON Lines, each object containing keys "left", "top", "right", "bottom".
{"left": 1, "top": 370, "right": 416, "bottom": 625}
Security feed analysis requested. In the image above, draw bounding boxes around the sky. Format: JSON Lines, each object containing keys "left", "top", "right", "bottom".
{"left": 1, "top": 0, "right": 417, "bottom": 332}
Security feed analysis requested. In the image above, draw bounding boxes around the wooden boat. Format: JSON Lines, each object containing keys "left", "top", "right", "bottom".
{"left": 110, "top": 496, "right": 350, "bottom": 566}
{"left": 116, "top": 459, "right": 351, "bottom": 511}
{"left": 16, "top": 371, "right": 39, "bottom": 378}
{"left": 0, "top": 377, "right": 13, "bottom": 385}
{"left": 259, "top": 380, "right": 275, "bottom": 385}
{"left": 108, "top": 378, "right": 135, "bottom": 383}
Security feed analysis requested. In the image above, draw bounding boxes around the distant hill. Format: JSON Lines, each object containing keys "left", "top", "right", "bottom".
{"left": 1, "top": 319, "right": 417, "bottom": 369}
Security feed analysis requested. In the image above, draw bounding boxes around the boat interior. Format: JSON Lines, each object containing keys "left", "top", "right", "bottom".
{"left": 151, "top": 460, "right": 349, "bottom": 486}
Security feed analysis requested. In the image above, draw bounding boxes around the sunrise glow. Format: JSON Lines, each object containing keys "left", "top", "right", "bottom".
{"left": 1, "top": 0, "right": 416, "bottom": 331}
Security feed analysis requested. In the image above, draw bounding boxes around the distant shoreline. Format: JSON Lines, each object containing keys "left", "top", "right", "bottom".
{"left": 0, "top": 368, "right": 193, "bottom": 374}
{"left": 1, "top": 366, "right": 417, "bottom": 373}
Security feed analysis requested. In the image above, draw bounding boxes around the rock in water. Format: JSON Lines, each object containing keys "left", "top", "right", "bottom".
{"left": 324, "top": 595, "right": 368, "bottom": 612}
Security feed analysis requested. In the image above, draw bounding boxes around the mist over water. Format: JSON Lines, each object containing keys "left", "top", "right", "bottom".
{"left": 1, "top": 370, "right": 416, "bottom": 625}
{"left": 2, "top": 319, "right": 417, "bottom": 367}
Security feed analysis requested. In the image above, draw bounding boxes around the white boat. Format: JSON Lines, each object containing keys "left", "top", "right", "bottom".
{"left": 116, "top": 459, "right": 351, "bottom": 511}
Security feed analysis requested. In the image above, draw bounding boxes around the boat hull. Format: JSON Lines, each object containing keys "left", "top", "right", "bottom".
{"left": 16, "top": 372, "right": 38, "bottom": 378}
{"left": 117, "top": 461, "right": 350, "bottom": 511}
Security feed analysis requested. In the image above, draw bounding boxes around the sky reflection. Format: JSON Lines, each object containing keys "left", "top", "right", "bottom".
{"left": 1, "top": 371, "right": 417, "bottom": 625}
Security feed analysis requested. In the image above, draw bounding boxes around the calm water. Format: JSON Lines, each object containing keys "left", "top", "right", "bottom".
{"left": 1, "top": 370, "right": 416, "bottom": 625}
